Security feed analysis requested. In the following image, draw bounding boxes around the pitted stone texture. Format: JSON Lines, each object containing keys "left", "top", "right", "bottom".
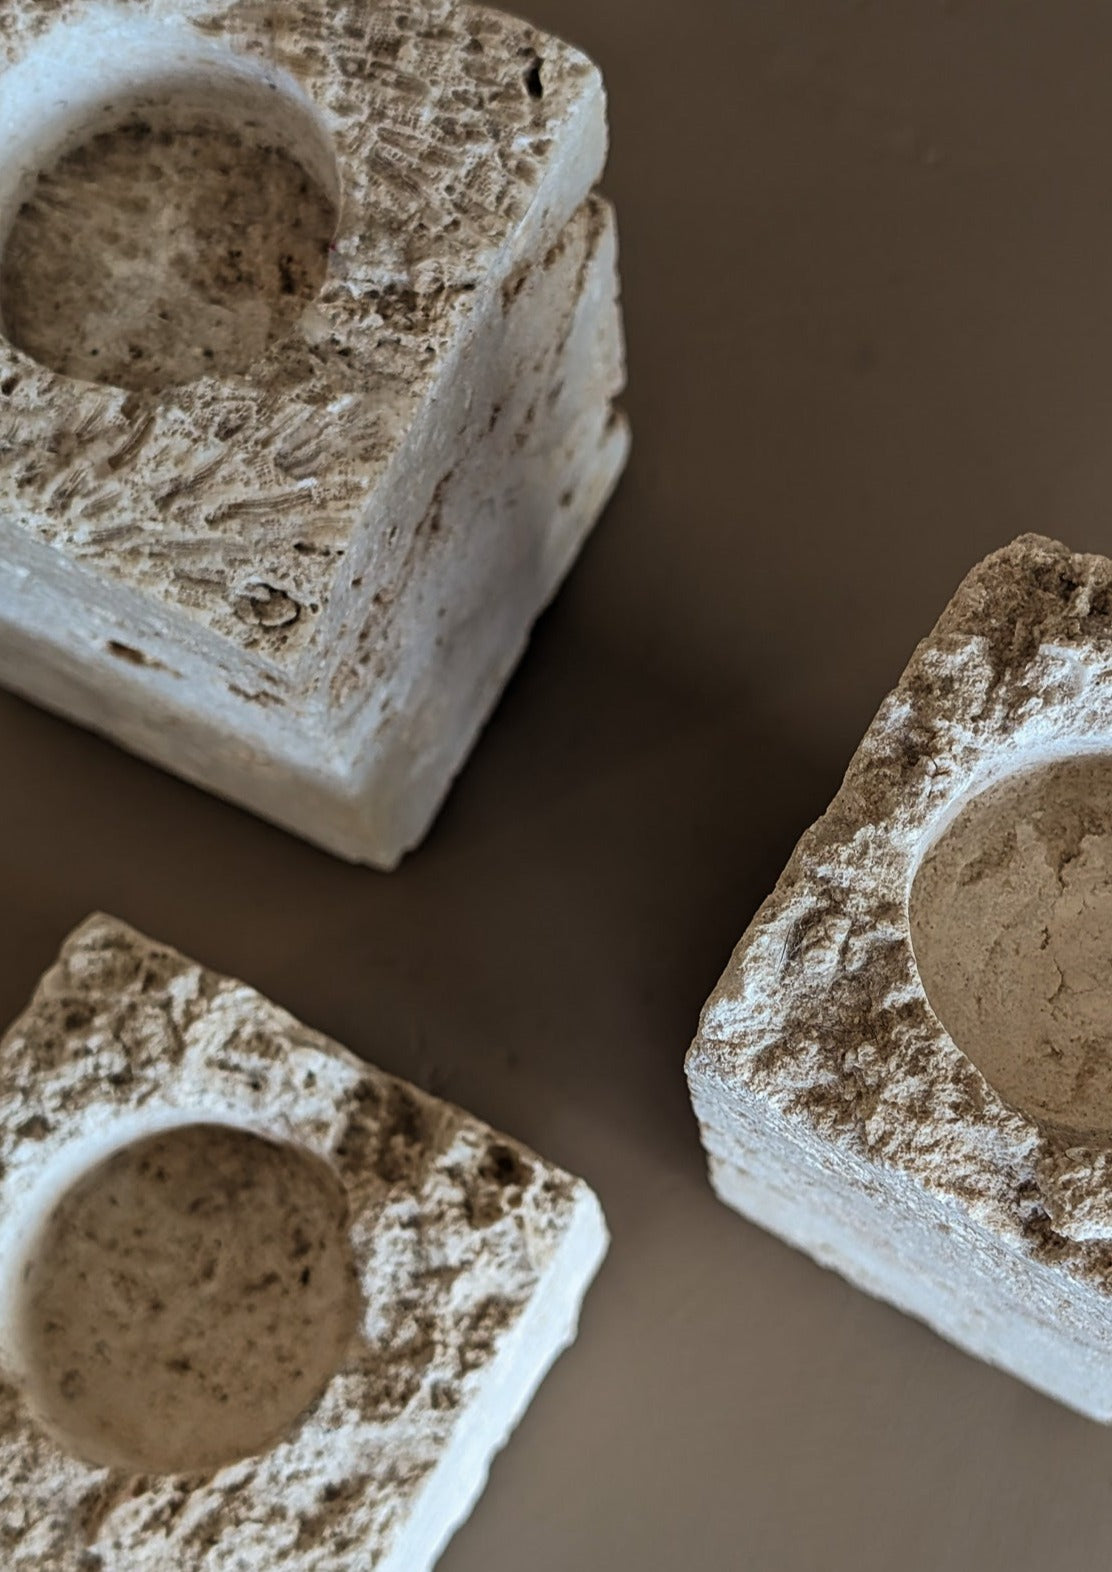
{"left": 911, "top": 754, "right": 1112, "bottom": 1144}
{"left": 0, "top": 916, "right": 607, "bottom": 1569}
{"left": 3, "top": 118, "right": 337, "bottom": 390}
{"left": 0, "top": 0, "right": 629, "bottom": 866}
{"left": 687, "top": 535, "right": 1112, "bottom": 1422}
{"left": 17, "top": 1125, "right": 361, "bottom": 1475}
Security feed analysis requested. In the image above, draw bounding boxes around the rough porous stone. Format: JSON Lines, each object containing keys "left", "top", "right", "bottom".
{"left": 0, "top": 0, "right": 629, "bottom": 867}
{"left": 0, "top": 915, "right": 608, "bottom": 1567}
{"left": 687, "top": 534, "right": 1112, "bottom": 1422}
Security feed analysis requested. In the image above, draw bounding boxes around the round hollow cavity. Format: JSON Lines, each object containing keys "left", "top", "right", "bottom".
{"left": 910, "top": 753, "right": 1112, "bottom": 1143}
{"left": 13, "top": 1123, "right": 360, "bottom": 1473}
{"left": 0, "top": 52, "right": 338, "bottom": 391}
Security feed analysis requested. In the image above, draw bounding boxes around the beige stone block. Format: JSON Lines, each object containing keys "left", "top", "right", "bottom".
{"left": 688, "top": 534, "right": 1112, "bottom": 1421}
{"left": 0, "top": 0, "right": 629, "bottom": 867}
{"left": 0, "top": 915, "right": 607, "bottom": 1567}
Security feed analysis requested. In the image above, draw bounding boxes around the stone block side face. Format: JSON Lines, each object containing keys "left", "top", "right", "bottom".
{"left": 0, "top": 916, "right": 608, "bottom": 1569}
{"left": 686, "top": 534, "right": 1112, "bottom": 1421}
{"left": 0, "top": 0, "right": 629, "bottom": 866}
{"left": 328, "top": 194, "right": 629, "bottom": 863}
{"left": 690, "top": 1067, "right": 1112, "bottom": 1421}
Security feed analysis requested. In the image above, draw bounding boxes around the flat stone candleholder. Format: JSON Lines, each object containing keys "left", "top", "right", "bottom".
{"left": 688, "top": 534, "right": 1112, "bottom": 1421}
{"left": 0, "top": 0, "right": 628, "bottom": 867}
{"left": 0, "top": 915, "right": 607, "bottom": 1568}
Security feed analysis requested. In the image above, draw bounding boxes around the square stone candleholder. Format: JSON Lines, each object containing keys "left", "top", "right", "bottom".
{"left": 0, "top": 915, "right": 607, "bottom": 1568}
{"left": 0, "top": 0, "right": 628, "bottom": 867}
{"left": 688, "top": 534, "right": 1112, "bottom": 1421}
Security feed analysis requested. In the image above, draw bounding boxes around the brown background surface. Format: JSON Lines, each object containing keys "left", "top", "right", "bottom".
{"left": 4, "top": 1, "right": 1112, "bottom": 1566}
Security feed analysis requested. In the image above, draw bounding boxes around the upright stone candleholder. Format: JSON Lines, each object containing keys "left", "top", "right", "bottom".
{"left": 0, "top": 915, "right": 607, "bottom": 1568}
{"left": 0, "top": 0, "right": 628, "bottom": 866}
{"left": 688, "top": 535, "right": 1112, "bottom": 1421}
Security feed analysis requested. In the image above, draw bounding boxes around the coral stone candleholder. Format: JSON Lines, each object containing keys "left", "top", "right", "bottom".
{"left": 0, "top": 0, "right": 628, "bottom": 866}
{"left": 0, "top": 916, "right": 607, "bottom": 1568}
{"left": 688, "top": 535, "right": 1112, "bottom": 1421}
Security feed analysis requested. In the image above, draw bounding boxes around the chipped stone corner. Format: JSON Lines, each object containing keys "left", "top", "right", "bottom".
{"left": 688, "top": 532, "right": 1112, "bottom": 1422}
{"left": 0, "top": 913, "right": 608, "bottom": 1568}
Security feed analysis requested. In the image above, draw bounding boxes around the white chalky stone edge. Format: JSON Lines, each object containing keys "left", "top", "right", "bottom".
{"left": 0, "top": 914, "right": 608, "bottom": 1568}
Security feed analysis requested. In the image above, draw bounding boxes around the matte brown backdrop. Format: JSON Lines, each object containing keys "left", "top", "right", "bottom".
{"left": 3, "top": 2, "right": 1112, "bottom": 1567}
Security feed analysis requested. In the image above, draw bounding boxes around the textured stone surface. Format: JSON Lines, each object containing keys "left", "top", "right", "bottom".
{"left": 687, "top": 533, "right": 1112, "bottom": 1421}
{"left": 0, "top": 0, "right": 629, "bottom": 866}
{"left": 911, "top": 754, "right": 1112, "bottom": 1143}
{"left": 0, "top": 915, "right": 607, "bottom": 1568}
{"left": 3, "top": 119, "right": 337, "bottom": 390}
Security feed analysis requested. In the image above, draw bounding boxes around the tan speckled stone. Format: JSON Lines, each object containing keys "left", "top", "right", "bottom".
{"left": 0, "top": 915, "right": 607, "bottom": 1568}
{"left": 688, "top": 534, "right": 1112, "bottom": 1422}
{"left": 0, "top": 0, "right": 629, "bottom": 867}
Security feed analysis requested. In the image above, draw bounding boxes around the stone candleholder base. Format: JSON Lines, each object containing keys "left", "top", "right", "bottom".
{"left": 688, "top": 534, "right": 1112, "bottom": 1421}
{"left": 0, "top": 916, "right": 607, "bottom": 1568}
{"left": 0, "top": 0, "right": 628, "bottom": 867}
